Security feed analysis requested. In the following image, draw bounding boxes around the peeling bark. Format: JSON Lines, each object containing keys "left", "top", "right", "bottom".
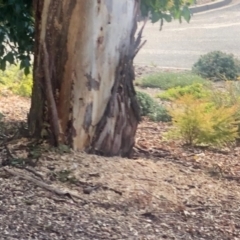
{"left": 29, "top": 0, "right": 142, "bottom": 157}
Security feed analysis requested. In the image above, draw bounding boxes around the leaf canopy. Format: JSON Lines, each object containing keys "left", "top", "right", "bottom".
{"left": 0, "top": 0, "right": 192, "bottom": 72}
{"left": 0, "top": 0, "right": 34, "bottom": 72}
{"left": 140, "top": 0, "right": 193, "bottom": 28}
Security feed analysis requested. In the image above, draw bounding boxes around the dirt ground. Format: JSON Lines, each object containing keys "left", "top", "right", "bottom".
{"left": 0, "top": 71, "right": 240, "bottom": 239}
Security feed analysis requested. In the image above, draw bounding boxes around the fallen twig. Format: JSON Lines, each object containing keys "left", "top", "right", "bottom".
{"left": 129, "top": 176, "right": 156, "bottom": 182}
{"left": 224, "top": 175, "right": 240, "bottom": 181}
{"left": 20, "top": 166, "right": 45, "bottom": 181}
{"left": 82, "top": 183, "right": 122, "bottom": 195}
{"left": 0, "top": 130, "right": 19, "bottom": 147}
{"left": 134, "top": 145, "right": 170, "bottom": 158}
{"left": 139, "top": 186, "right": 176, "bottom": 205}
{"left": 3, "top": 167, "right": 85, "bottom": 203}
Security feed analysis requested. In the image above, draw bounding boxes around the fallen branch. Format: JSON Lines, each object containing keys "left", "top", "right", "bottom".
{"left": 129, "top": 176, "right": 156, "bottom": 182}
{"left": 134, "top": 145, "right": 170, "bottom": 158}
{"left": 185, "top": 204, "right": 221, "bottom": 211}
{"left": 0, "top": 130, "right": 19, "bottom": 147}
{"left": 3, "top": 167, "right": 85, "bottom": 203}
{"left": 82, "top": 183, "right": 122, "bottom": 195}
{"left": 20, "top": 166, "right": 44, "bottom": 181}
{"left": 102, "top": 186, "right": 122, "bottom": 196}
{"left": 224, "top": 175, "right": 240, "bottom": 181}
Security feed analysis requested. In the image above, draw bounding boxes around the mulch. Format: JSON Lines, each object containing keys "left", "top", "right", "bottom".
{"left": 1, "top": 83, "right": 240, "bottom": 239}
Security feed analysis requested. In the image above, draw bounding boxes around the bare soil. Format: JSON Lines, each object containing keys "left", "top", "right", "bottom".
{"left": 1, "top": 74, "right": 240, "bottom": 239}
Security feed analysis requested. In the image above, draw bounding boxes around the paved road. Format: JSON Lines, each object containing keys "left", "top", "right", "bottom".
{"left": 134, "top": 1, "right": 240, "bottom": 69}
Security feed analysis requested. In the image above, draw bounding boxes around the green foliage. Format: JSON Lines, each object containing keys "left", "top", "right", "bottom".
{"left": 0, "top": 64, "right": 32, "bottom": 97}
{"left": 0, "top": 0, "right": 34, "bottom": 73}
{"left": 137, "top": 72, "right": 206, "bottom": 90}
{"left": 136, "top": 91, "right": 171, "bottom": 122}
{"left": 167, "top": 95, "right": 239, "bottom": 146}
{"left": 192, "top": 51, "right": 240, "bottom": 81}
{"left": 140, "top": 0, "right": 193, "bottom": 28}
{"left": 136, "top": 91, "right": 155, "bottom": 116}
{"left": 148, "top": 105, "right": 171, "bottom": 122}
{"left": 157, "top": 83, "right": 210, "bottom": 100}
{"left": 0, "top": 0, "right": 191, "bottom": 74}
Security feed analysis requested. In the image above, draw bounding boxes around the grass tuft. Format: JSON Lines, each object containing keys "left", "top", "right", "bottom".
{"left": 136, "top": 71, "right": 206, "bottom": 90}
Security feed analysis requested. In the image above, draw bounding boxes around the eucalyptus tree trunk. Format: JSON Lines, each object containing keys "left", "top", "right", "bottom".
{"left": 28, "top": 0, "right": 142, "bottom": 157}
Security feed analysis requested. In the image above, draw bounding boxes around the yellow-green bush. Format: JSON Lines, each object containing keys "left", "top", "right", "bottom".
{"left": 167, "top": 95, "right": 239, "bottom": 146}
{"left": 156, "top": 83, "right": 210, "bottom": 101}
{"left": 0, "top": 64, "right": 33, "bottom": 97}
{"left": 209, "top": 81, "right": 240, "bottom": 136}
{"left": 210, "top": 81, "right": 240, "bottom": 108}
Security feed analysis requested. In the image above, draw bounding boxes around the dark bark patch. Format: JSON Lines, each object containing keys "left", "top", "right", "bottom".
{"left": 83, "top": 103, "right": 93, "bottom": 132}
{"left": 72, "top": 125, "right": 77, "bottom": 138}
{"left": 98, "top": 74, "right": 102, "bottom": 83}
{"left": 97, "top": 0, "right": 101, "bottom": 13}
{"left": 108, "top": 14, "right": 111, "bottom": 24}
{"left": 97, "top": 36, "right": 104, "bottom": 45}
{"left": 85, "top": 73, "right": 100, "bottom": 91}
{"left": 91, "top": 53, "right": 140, "bottom": 157}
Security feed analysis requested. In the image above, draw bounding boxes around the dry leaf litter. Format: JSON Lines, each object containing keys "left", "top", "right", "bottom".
{"left": 0, "top": 72, "right": 240, "bottom": 239}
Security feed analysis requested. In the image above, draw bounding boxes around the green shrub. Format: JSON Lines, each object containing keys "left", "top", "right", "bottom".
{"left": 157, "top": 83, "right": 210, "bottom": 101}
{"left": 0, "top": 64, "right": 33, "bottom": 97}
{"left": 136, "top": 71, "right": 206, "bottom": 90}
{"left": 136, "top": 91, "right": 171, "bottom": 122}
{"left": 148, "top": 105, "right": 171, "bottom": 122}
{"left": 192, "top": 51, "right": 240, "bottom": 81}
{"left": 167, "top": 95, "right": 239, "bottom": 146}
{"left": 136, "top": 91, "right": 154, "bottom": 116}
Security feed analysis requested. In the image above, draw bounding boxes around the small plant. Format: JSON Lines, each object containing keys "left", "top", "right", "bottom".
{"left": 148, "top": 105, "right": 171, "bottom": 122}
{"left": 192, "top": 51, "right": 240, "bottom": 81}
{"left": 136, "top": 91, "right": 155, "bottom": 116}
{"left": 209, "top": 81, "right": 240, "bottom": 137}
{"left": 167, "top": 95, "right": 239, "bottom": 146}
{"left": 156, "top": 83, "right": 210, "bottom": 101}
{"left": 136, "top": 91, "right": 171, "bottom": 122}
{"left": 136, "top": 71, "right": 206, "bottom": 90}
{"left": 209, "top": 81, "right": 240, "bottom": 108}
{"left": 0, "top": 64, "right": 33, "bottom": 97}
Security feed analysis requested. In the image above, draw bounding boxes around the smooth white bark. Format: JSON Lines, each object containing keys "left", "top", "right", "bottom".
{"left": 65, "top": 0, "right": 137, "bottom": 149}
